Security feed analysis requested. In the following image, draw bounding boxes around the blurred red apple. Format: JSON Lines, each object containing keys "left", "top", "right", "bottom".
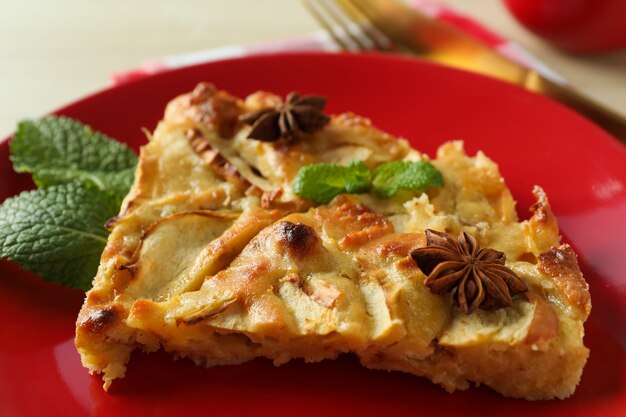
{"left": 503, "top": 0, "right": 626, "bottom": 53}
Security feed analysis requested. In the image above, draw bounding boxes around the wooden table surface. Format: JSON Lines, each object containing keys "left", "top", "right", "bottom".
{"left": 1, "top": 0, "right": 625, "bottom": 137}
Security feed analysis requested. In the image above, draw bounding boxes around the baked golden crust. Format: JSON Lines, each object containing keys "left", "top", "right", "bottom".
{"left": 75, "top": 84, "right": 590, "bottom": 399}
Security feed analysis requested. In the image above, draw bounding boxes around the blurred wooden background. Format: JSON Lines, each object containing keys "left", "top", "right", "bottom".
{"left": 1, "top": 0, "right": 625, "bottom": 136}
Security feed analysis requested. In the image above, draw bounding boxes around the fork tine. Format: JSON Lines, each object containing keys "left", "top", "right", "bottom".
{"left": 303, "top": 0, "right": 352, "bottom": 50}
{"left": 318, "top": 0, "right": 378, "bottom": 51}
{"left": 304, "top": 0, "right": 382, "bottom": 51}
{"left": 340, "top": 0, "right": 418, "bottom": 55}
{"left": 335, "top": 0, "right": 395, "bottom": 52}
{"left": 303, "top": 0, "right": 362, "bottom": 51}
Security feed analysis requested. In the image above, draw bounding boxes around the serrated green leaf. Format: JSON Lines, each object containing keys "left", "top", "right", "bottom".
{"left": 293, "top": 160, "right": 372, "bottom": 204}
{"left": 344, "top": 160, "right": 372, "bottom": 194}
{"left": 293, "top": 164, "right": 349, "bottom": 204}
{"left": 0, "top": 183, "right": 119, "bottom": 290}
{"left": 10, "top": 116, "right": 138, "bottom": 199}
{"left": 372, "top": 161, "right": 444, "bottom": 199}
{"left": 293, "top": 159, "right": 443, "bottom": 203}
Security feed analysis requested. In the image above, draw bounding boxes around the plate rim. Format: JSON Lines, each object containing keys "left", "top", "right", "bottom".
{"left": 1, "top": 51, "right": 622, "bottom": 152}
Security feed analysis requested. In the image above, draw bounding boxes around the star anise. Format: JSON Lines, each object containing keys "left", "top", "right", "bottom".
{"left": 239, "top": 92, "right": 330, "bottom": 142}
{"left": 410, "top": 229, "right": 528, "bottom": 314}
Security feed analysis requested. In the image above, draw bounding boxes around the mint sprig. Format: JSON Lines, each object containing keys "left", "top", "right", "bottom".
{"left": 10, "top": 116, "right": 137, "bottom": 200}
{"left": 0, "top": 116, "right": 138, "bottom": 290}
{"left": 0, "top": 184, "right": 119, "bottom": 290}
{"left": 293, "top": 160, "right": 443, "bottom": 203}
{"left": 293, "top": 160, "right": 371, "bottom": 204}
{"left": 372, "top": 161, "right": 444, "bottom": 199}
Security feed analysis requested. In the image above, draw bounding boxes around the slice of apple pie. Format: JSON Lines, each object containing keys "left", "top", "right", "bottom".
{"left": 75, "top": 83, "right": 590, "bottom": 400}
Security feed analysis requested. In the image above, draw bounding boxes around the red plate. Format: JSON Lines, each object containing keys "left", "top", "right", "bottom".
{"left": 1, "top": 53, "right": 625, "bottom": 417}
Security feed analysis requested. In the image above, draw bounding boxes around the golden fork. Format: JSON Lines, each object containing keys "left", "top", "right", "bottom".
{"left": 303, "top": 0, "right": 626, "bottom": 143}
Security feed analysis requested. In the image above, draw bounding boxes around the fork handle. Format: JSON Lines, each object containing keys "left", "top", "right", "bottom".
{"left": 524, "top": 72, "right": 626, "bottom": 143}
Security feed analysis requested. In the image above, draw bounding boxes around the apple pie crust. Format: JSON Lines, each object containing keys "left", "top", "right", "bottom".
{"left": 75, "top": 83, "right": 590, "bottom": 400}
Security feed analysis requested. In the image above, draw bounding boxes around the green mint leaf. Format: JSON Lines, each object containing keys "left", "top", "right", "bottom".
{"left": 293, "top": 160, "right": 444, "bottom": 203}
{"left": 372, "top": 161, "right": 444, "bottom": 199}
{"left": 0, "top": 183, "right": 119, "bottom": 290}
{"left": 293, "top": 163, "right": 351, "bottom": 204}
{"left": 293, "top": 160, "right": 372, "bottom": 203}
{"left": 10, "top": 116, "right": 138, "bottom": 199}
{"left": 344, "top": 160, "right": 371, "bottom": 194}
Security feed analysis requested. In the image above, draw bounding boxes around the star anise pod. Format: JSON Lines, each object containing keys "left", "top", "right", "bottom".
{"left": 410, "top": 229, "right": 528, "bottom": 314}
{"left": 239, "top": 92, "right": 330, "bottom": 142}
